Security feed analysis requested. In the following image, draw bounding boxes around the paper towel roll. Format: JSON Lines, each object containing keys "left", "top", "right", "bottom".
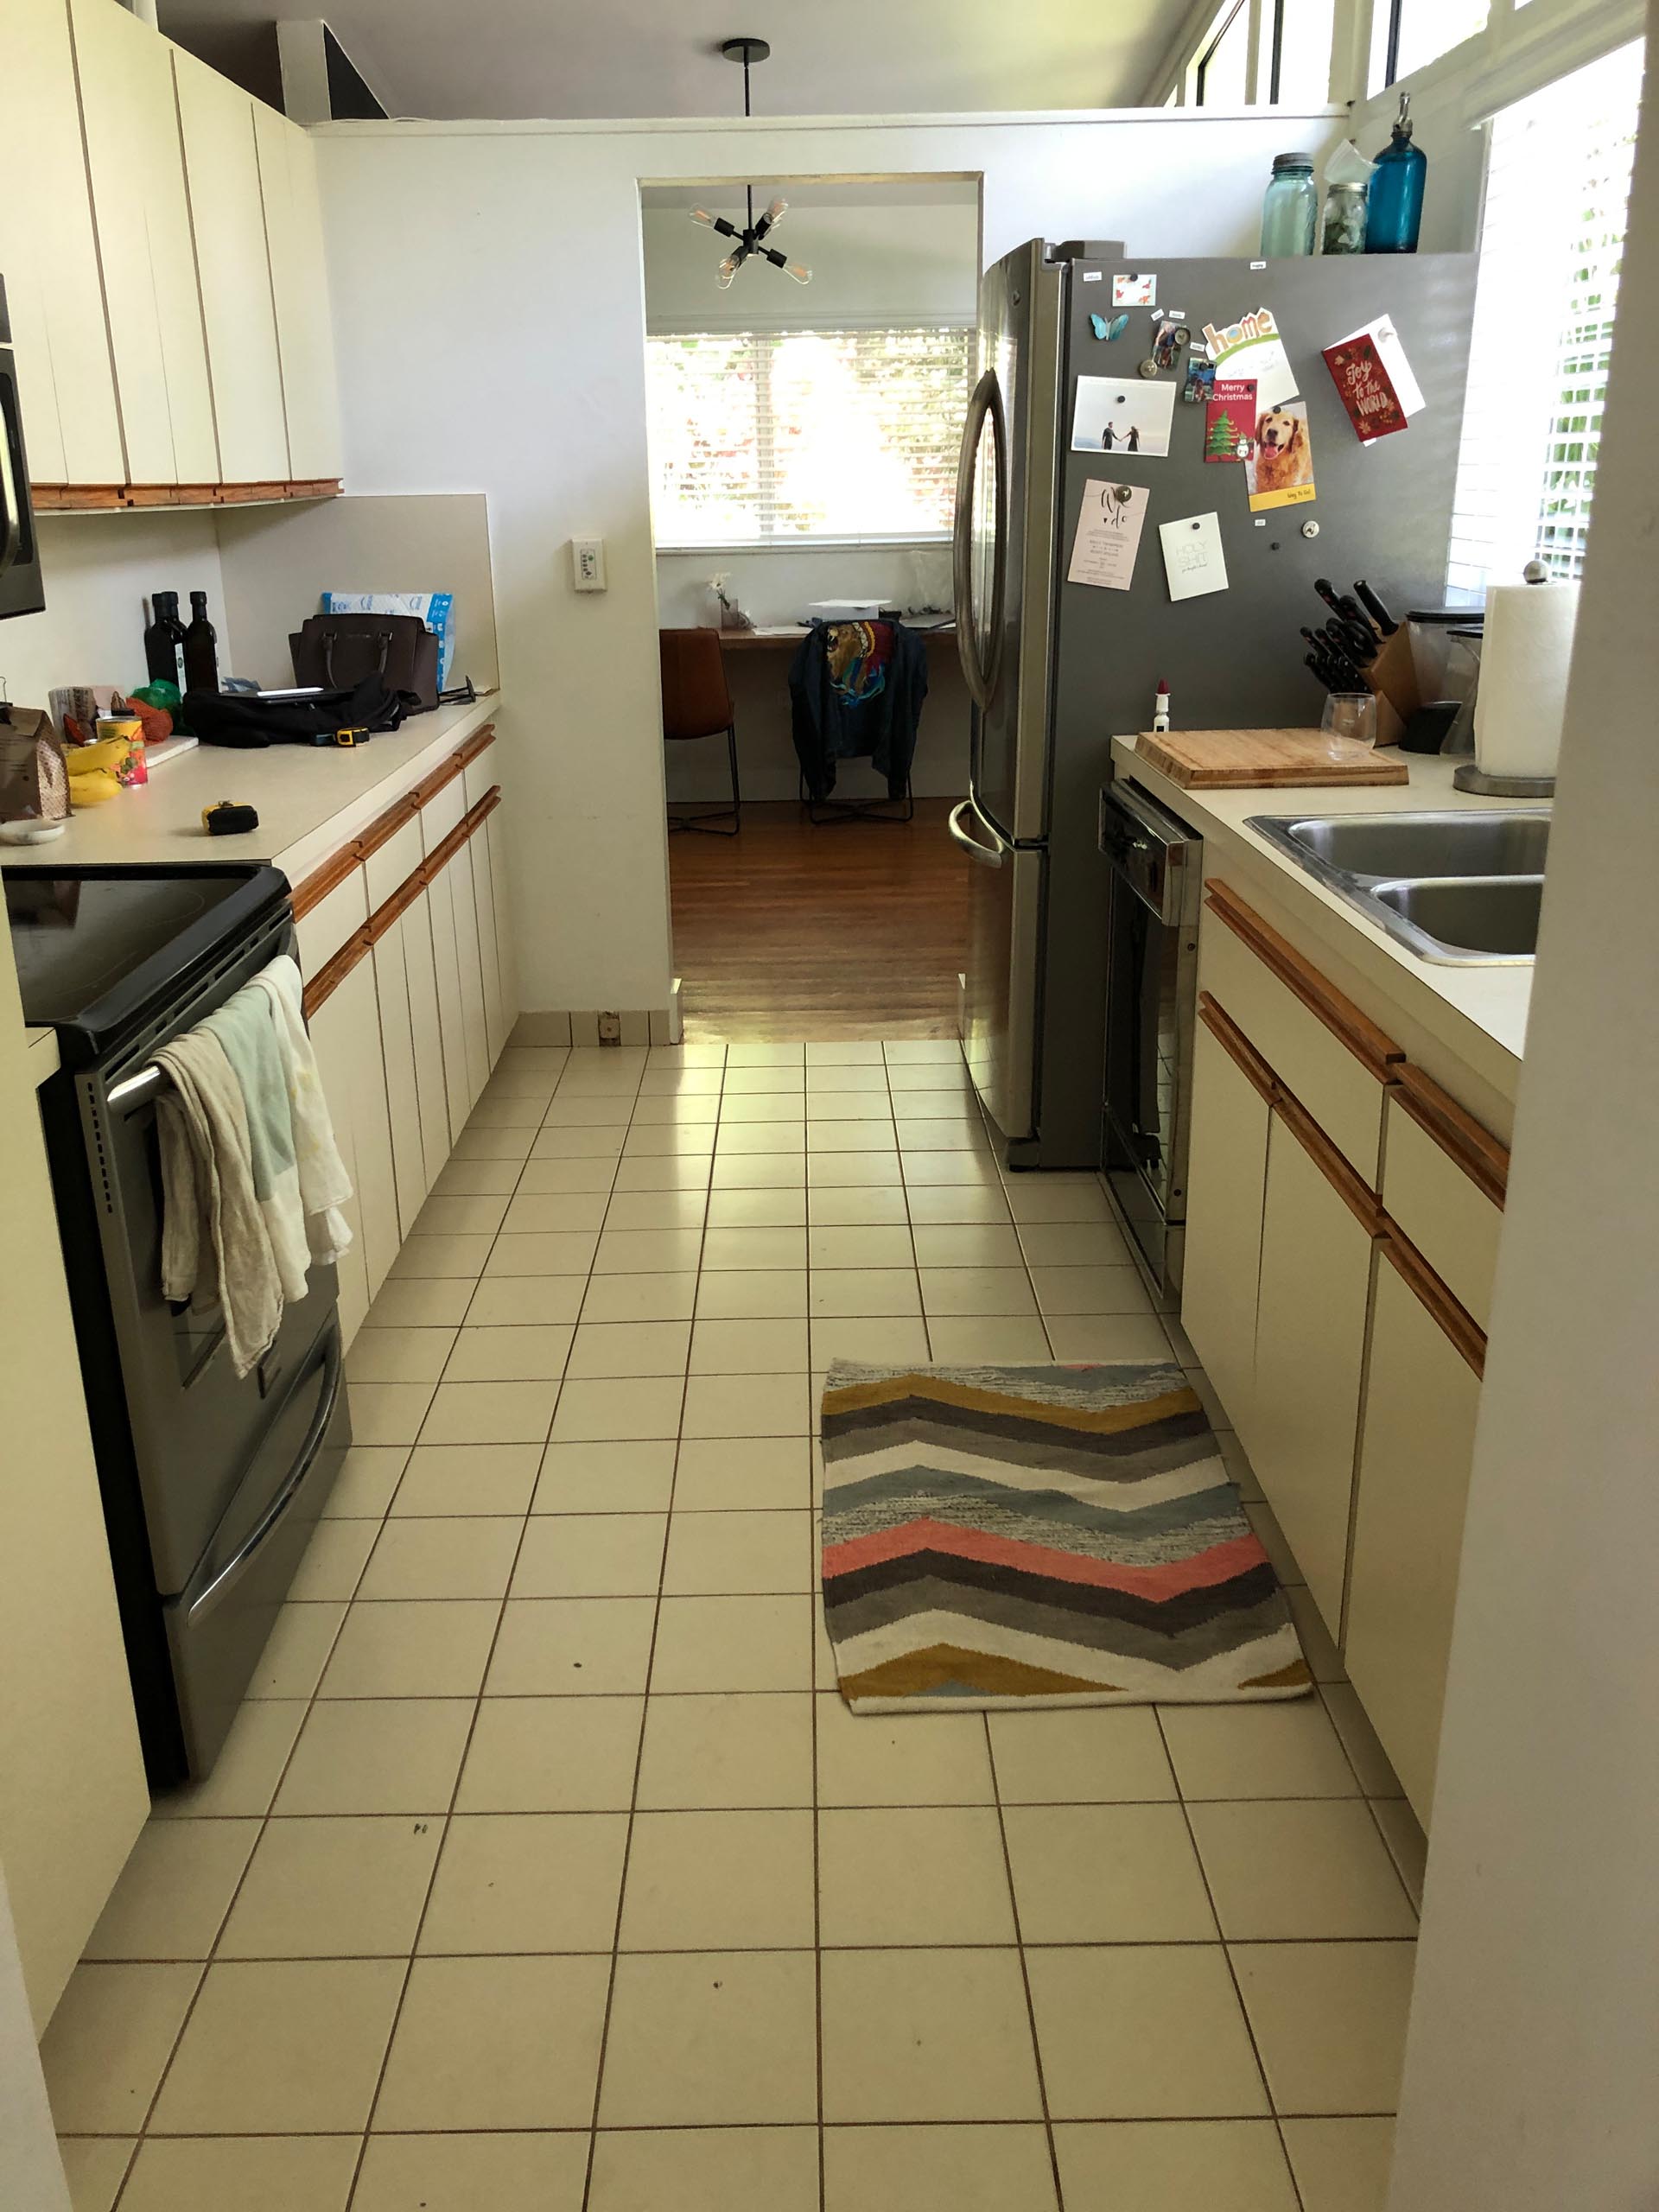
{"left": 1473, "top": 580, "right": 1580, "bottom": 779}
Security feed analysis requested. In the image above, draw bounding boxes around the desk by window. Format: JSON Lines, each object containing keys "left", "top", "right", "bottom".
{"left": 716, "top": 623, "right": 957, "bottom": 652}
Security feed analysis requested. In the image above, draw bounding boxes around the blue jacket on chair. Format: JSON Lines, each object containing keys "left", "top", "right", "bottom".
{"left": 788, "top": 620, "right": 929, "bottom": 801}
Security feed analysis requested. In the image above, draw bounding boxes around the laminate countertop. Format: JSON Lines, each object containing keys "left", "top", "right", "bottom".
{"left": 1111, "top": 738, "right": 1544, "bottom": 1125}
{"left": 29, "top": 693, "right": 499, "bottom": 887}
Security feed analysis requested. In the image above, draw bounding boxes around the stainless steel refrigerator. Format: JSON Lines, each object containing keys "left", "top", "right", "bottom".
{"left": 949, "top": 238, "right": 1475, "bottom": 1166}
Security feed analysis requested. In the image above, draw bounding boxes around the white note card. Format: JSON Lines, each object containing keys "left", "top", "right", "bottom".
{"left": 1068, "top": 481, "right": 1150, "bottom": 591}
{"left": 1160, "top": 512, "right": 1230, "bottom": 601}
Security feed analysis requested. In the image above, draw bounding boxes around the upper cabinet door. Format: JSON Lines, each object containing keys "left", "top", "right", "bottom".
{"left": 252, "top": 104, "right": 343, "bottom": 481}
{"left": 173, "top": 48, "right": 290, "bottom": 482}
{"left": 68, "top": 0, "right": 219, "bottom": 486}
{"left": 0, "top": 0, "right": 124, "bottom": 485}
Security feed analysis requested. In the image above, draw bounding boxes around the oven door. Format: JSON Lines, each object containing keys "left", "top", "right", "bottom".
{"left": 1099, "top": 787, "right": 1201, "bottom": 1291}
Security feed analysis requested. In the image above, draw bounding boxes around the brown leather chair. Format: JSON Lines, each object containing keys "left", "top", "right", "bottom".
{"left": 659, "top": 629, "right": 741, "bottom": 836}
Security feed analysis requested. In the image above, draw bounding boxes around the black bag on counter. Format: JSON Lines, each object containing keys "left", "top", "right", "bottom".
{"left": 289, "top": 612, "right": 440, "bottom": 709}
{"left": 185, "top": 674, "right": 419, "bottom": 748}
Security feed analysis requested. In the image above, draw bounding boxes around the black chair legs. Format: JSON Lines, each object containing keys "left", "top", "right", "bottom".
{"left": 668, "top": 723, "right": 741, "bottom": 836}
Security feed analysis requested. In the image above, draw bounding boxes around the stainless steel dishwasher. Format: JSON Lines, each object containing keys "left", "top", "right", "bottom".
{"left": 1098, "top": 780, "right": 1204, "bottom": 1301}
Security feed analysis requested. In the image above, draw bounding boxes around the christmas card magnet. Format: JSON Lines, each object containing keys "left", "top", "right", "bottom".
{"left": 1204, "top": 378, "right": 1257, "bottom": 461}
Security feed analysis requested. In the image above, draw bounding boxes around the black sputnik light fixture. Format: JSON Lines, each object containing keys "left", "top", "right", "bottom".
{"left": 690, "top": 36, "right": 811, "bottom": 290}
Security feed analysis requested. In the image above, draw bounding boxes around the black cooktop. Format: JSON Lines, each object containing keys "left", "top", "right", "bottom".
{"left": 5, "top": 863, "right": 290, "bottom": 1057}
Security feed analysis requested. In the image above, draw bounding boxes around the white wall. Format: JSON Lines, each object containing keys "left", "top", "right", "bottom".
{"left": 313, "top": 105, "right": 1344, "bottom": 1014}
{"left": 4, "top": 512, "right": 228, "bottom": 707}
{"left": 1384, "top": 14, "right": 1659, "bottom": 2201}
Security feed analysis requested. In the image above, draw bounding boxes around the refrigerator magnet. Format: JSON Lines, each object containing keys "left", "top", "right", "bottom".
{"left": 1090, "top": 313, "right": 1129, "bottom": 342}
{"left": 1067, "top": 481, "right": 1150, "bottom": 591}
{"left": 1112, "top": 272, "right": 1157, "bottom": 306}
{"left": 1244, "top": 399, "right": 1316, "bottom": 512}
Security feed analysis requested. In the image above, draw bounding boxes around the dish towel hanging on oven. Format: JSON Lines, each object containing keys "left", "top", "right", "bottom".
{"left": 155, "top": 955, "right": 354, "bottom": 1377}
{"left": 245, "top": 954, "right": 353, "bottom": 1271}
{"left": 153, "top": 1028, "right": 285, "bottom": 1377}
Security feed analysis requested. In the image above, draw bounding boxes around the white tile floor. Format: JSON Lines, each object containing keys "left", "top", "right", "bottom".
{"left": 47, "top": 1039, "right": 1427, "bottom": 2212}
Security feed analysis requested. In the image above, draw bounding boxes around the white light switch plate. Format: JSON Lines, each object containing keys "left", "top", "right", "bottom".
{"left": 572, "top": 537, "right": 607, "bottom": 592}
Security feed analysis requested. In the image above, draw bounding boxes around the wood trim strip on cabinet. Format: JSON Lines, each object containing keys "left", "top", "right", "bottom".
{"left": 301, "top": 925, "right": 372, "bottom": 1016}
{"left": 359, "top": 786, "right": 505, "bottom": 950}
{"left": 364, "top": 868, "right": 427, "bottom": 943}
{"left": 33, "top": 481, "right": 341, "bottom": 511}
{"left": 411, "top": 750, "right": 467, "bottom": 810}
{"left": 454, "top": 723, "right": 497, "bottom": 766}
{"left": 1272, "top": 1088, "right": 1384, "bottom": 1234}
{"left": 289, "top": 843, "right": 363, "bottom": 920}
{"left": 355, "top": 791, "right": 422, "bottom": 861}
{"left": 468, "top": 785, "right": 502, "bottom": 829}
{"left": 1377, "top": 1219, "right": 1488, "bottom": 1377}
{"left": 1393, "top": 1064, "right": 1510, "bottom": 1208}
{"left": 1205, "top": 880, "right": 1406, "bottom": 1083}
{"left": 1197, "top": 993, "right": 1278, "bottom": 1103}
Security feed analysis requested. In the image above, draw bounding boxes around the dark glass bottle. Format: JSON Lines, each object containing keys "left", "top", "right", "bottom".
{"left": 1366, "top": 92, "right": 1428, "bottom": 254}
{"left": 143, "top": 591, "right": 188, "bottom": 693}
{"left": 183, "top": 590, "right": 219, "bottom": 694}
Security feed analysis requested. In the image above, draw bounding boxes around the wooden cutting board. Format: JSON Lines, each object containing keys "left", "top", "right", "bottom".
{"left": 1137, "top": 728, "right": 1409, "bottom": 788}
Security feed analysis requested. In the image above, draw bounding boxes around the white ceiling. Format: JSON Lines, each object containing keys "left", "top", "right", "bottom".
{"left": 156, "top": 0, "right": 1187, "bottom": 123}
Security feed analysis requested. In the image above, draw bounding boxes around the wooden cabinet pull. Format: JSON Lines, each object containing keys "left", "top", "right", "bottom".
{"left": 289, "top": 843, "right": 362, "bottom": 920}
{"left": 454, "top": 723, "right": 497, "bottom": 766}
{"left": 301, "top": 925, "right": 372, "bottom": 1016}
{"left": 355, "top": 790, "right": 421, "bottom": 861}
{"left": 1205, "top": 880, "right": 1404, "bottom": 1083}
{"left": 1394, "top": 1065, "right": 1509, "bottom": 1208}
{"left": 1377, "top": 1222, "right": 1487, "bottom": 1377}
{"left": 1273, "top": 1089, "right": 1382, "bottom": 1233}
{"left": 1197, "top": 994, "right": 1277, "bottom": 1103}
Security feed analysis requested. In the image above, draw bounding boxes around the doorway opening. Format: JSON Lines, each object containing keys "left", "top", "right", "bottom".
{"left": 641, "top": 175, "right": 982, "bottom": 1040}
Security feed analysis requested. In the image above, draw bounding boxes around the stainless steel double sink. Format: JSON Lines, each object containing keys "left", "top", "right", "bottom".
{"left": 1245, "top": 810, "right": 1550, "bottom": 965}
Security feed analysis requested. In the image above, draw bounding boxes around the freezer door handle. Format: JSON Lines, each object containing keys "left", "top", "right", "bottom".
{"left": 952, "top": 369, "right": 1007, "bottom": 712}
{"left": 948, "top": 798, "right": 1009, "bottom": 868}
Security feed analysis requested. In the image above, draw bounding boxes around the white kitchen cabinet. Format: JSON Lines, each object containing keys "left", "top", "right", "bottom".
{"left": 68, "top": 0, "right": 219, "bottom": 486}
{"left": 252, "top": 100, "right": 343, "bottom": 480}
{"left": 446, "top": 832, "right": 493, "bottom": 1102}
{"left": 1179, "top": 1003, "right": 1271, "bottom": 1445}
{"left": 467, "top": 804, "right": 508, "bottom": 1061}
{"left": 1250, "top": 1098, "right": 1377, "bottom": 1637}
{"left": 1382, "top": 1080, "right": 1506, "bottom": 1332}
{"left": 487, "top": 804, "right": 520, "bottom": 1043}
{"left": 423, "top": 844, "right": 476, "bottom": 1134}
{"left": 335, "top": 955, "right": 399, "bottom": 1300}
{"left": 370, "top": 908, "right": 431, "bottom": 1237}
{"left": 1200, "top": 880, "right": 1401, "bottom": 1184}
{"left": 0, "top": 0, "right": 124, "bottom": 485}
{"left": 400, "top": 881, "right": 454, "bottom": 1189}
{"left": 1344, "top": 1244, "right": 1484, "bottom": 1821}
{"left": 302, "top": 975, "right": 370, "bottom": 1345}
{"left": 173, "top": 47, "right": 290, "bottom": 482}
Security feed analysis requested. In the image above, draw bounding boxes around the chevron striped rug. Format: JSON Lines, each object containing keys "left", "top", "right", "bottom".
{"left": 821, "top": 1361, "right": 1311, "bottom": 1711}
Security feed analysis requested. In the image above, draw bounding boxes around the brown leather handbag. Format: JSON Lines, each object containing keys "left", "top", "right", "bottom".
{"left": 289, "top": 612, "right": 440, "bottom": 708}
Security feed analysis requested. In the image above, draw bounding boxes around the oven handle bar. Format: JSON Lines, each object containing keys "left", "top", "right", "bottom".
{"left": 107, "top": 1064, "right": 168, "bottom": 1108}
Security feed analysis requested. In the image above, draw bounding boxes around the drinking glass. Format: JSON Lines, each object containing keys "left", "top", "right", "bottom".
{"left": 1322, "top": 692, "right": 1378, "bottom": 747}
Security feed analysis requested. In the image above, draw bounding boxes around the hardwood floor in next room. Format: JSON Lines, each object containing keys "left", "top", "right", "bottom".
{"left": 669, "top": 801, "right": 970, "bottom": 1043}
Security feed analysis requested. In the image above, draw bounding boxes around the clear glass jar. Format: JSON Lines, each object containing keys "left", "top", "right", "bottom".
{"left": 1261, "top": 153, "right": 1318, "bottom": 257}
{"left": 1322, "top": 181, "right": 1369, "bottom": 255}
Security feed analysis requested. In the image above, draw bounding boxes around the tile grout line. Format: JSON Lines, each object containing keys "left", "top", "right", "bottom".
{"left": 577, "top": 1040, "right": 721, "bottom": 2210}
{"left": 982, "top": 1710, "right": 1068, "bottom": 2212}
{"left": 1152, "top": 1703, "right": 1307, "bottom": 2208}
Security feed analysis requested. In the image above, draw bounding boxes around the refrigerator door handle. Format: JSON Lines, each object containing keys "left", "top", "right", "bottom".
{"left": 948, "top": 798, "right": 1010, "bottom": 869}
{"left": 952, "top": 369, "right": 1008, "bottom": 712}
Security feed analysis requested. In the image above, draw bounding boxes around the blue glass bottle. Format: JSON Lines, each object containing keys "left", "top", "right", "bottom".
{"left": 1366, "top": 92, "right": 1427, "bottom": 253}
{"left": 1262, "top": 153, "right": 1319, "bottom": 257}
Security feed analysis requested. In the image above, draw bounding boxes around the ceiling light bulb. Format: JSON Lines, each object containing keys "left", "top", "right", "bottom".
{"left": 690, "top": 207, "right": 716, "bottom": 228}
{"left": 784, "top": 259, "right": 811, "bottom": 285}
{"left": 716, "top": 254, "right": 740, "bottom": 289}
{"left": 764, "top": 196, "right": 789, "bottom": 226}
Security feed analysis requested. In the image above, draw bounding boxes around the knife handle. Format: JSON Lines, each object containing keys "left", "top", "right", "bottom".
{"left": 1354, "top": 580, "right": 1399, "bottom": 635}
{"left": 1313, "top": 578, "right": 1346, "bottom": 618}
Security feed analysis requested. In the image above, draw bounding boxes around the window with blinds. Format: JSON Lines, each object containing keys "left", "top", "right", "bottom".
{"left": 646, "top": 326, "right": 972, "bottom": 548}
{"left": 1447, "top": 41, "right": 1643, "bottom": 594}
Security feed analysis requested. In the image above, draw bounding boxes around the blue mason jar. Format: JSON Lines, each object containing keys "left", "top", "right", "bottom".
{"left": 1262, "top": 153, "right": 1319, "bottom": 257}
{"left": 1366, "top": 92, "right": 1428, "bottom": 253}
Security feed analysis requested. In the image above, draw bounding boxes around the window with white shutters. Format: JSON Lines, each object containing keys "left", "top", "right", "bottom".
{"left": 1447, "top": 41, "right": 1643, "bottom": 594}
{"left": 646, "top": 326, "right": 972, "bottom": 549}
